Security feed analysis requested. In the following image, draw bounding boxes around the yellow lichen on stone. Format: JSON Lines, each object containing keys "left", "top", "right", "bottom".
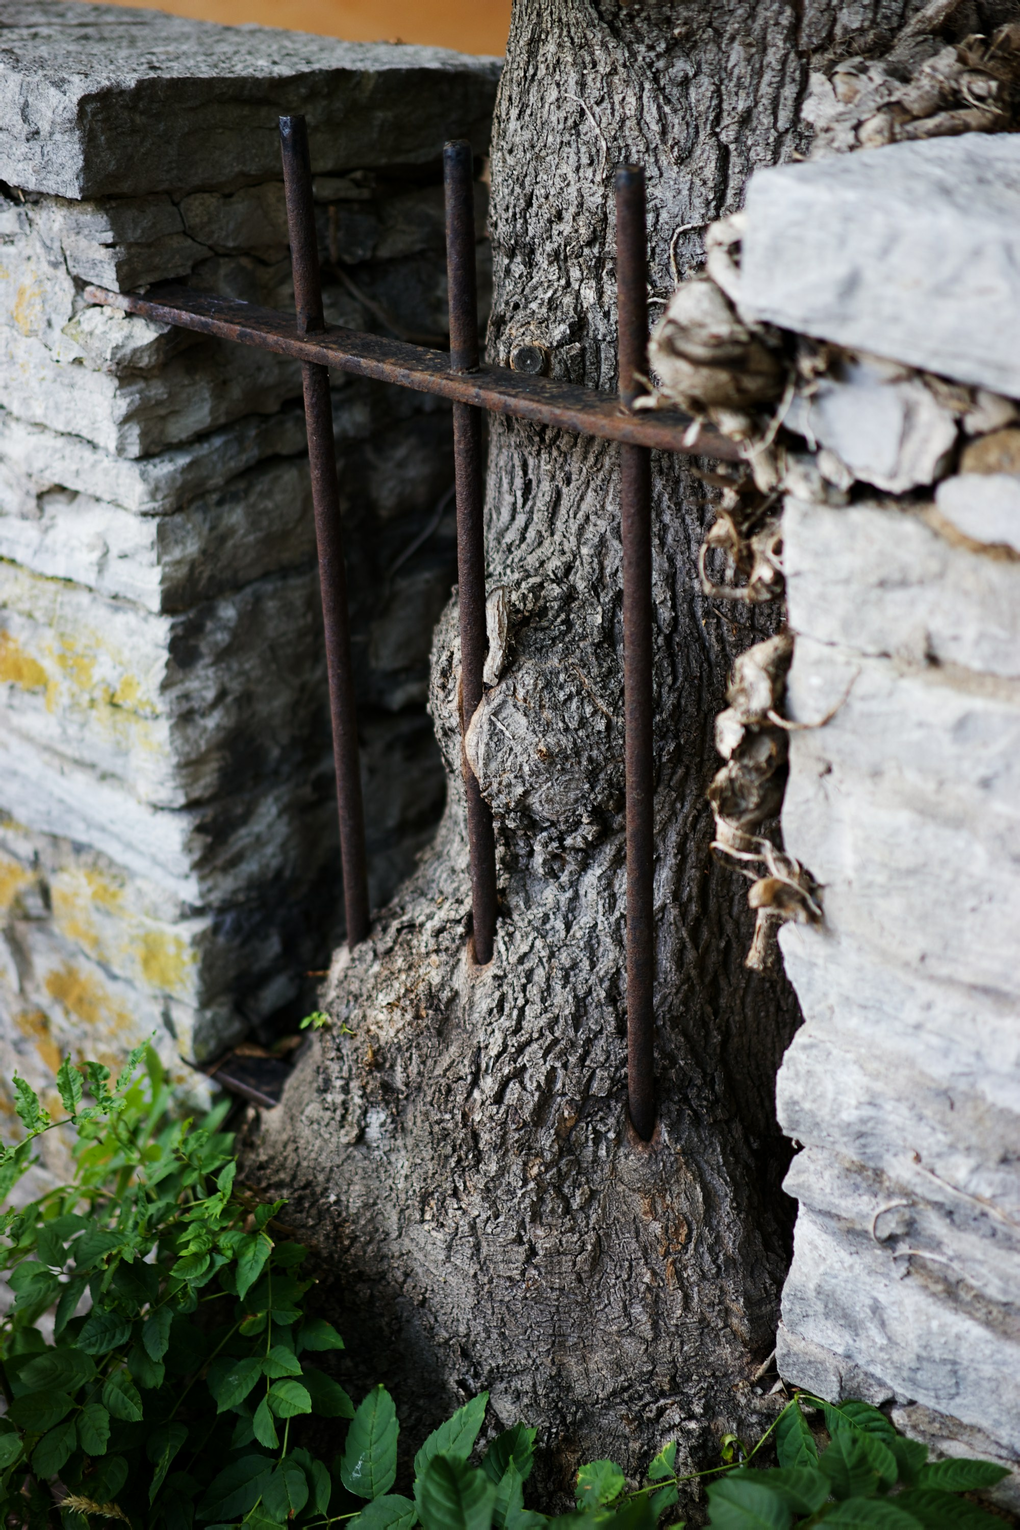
{"left": 0, "top": 628, "right": 47, "bottom": 691}
{"left": 11, "top": 276, "right": 43, "bottom": 338}
{"left": 0, "top": 852, "right": 34, "bottom": 913}
{"left": 44, "top": 961, "right": 133, "bottom": 1035}
{"left": 16, "top": 1008, "right": 62, "bottom": 1076}
{"left": 138, "top": 929, "right": 191, "bottom": 993}
{"left": 51, "top": 868, "right": 196, "bottom": 1001}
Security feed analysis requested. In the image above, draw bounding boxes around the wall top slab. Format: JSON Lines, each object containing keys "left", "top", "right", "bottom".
{"left": 0, "top": 0, "right": 501, "bottom": 199}
{"left": 739, "top": 133, "right": 1020, "bottom": 398}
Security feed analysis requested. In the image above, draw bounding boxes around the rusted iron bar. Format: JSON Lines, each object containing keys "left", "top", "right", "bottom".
{"left": 616, "top": 165, "right": 656, "bottom": 1143}
{"left": 280, "top": 113, "right": 369, "bottom": 949}
{"left": 83, "top": 285, "right": 740, "bottom": 461}
{"left": 445, "top": 138, "right": 497, "bottom": 966}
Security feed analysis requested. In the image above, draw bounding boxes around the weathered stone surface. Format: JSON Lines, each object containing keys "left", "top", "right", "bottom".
{"left": 784, "top": 496, "right": 1020, "bottom": 678}
{"left": 740, "top": 135, "right": 1020, "bottom": 395}
{"left": 784, "top": 355, "right": 957, "bottom": 494}
{"left": 0, "top": 455, "right": 316, "bottom": 612}
{"left": 0, "top": 1, "right": 501, "bottom": 200}
{"left": 778, "top": 1198, "right": 1020, "bottom": 1455}
{"left": 935, "top": 472, "right": 1020, "bottom": 553}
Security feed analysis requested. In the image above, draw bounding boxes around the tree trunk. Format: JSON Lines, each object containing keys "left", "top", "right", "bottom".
{"left": 247, "top": 0, "right": 929, "bottom": 1501}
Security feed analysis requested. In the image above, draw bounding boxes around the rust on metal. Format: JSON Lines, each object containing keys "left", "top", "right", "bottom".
{"left": 616, "top": 164, "right": 656, "bottom": 1143}
{"left": 280, "top": 113, "right": 370, "bottom": 949}
{"left": 83, "top": 283, "right": 741, "bottom": 461}
{"left": 445, "top": 138, "right": 497, "bottom": 966}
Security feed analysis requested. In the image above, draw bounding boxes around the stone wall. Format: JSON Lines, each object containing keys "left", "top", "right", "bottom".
{"left": 735, "top": 135, "right": 1020, "bottom": 1503}
{"left": 0, "top": 1, "right": 499, "bottom": 1145}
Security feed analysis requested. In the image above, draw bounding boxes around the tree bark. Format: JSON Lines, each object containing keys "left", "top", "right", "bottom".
{"left": 247, "top": 0, "right": 931, "bottom": 1502}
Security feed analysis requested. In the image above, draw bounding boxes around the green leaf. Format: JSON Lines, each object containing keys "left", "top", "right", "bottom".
{"left": 102, "top": 1370, "right": 144, "bottom": 1422}
{"left": 234, "top": 1232, "right": 273, "bottom": 1299}
{"left": 13, "top": 1074, "right": 47, "bottom": 1135}
{"left": 733, "top": 1469, "right": 829, "bottom": 1516}
{"left": 77, "top": 1404, "right": 111, "bottom": 1456}
{"left": 90, "top": 1453, "right": 128, "bottom": 1503}
{"left": 17, "top": 1348, "right": 95, "bottom": 1393}
{"left": 825, "top": 1500, "right": 923, "bottom": 1529}
{"left": 31, "top": 1419, "right": 78, "bottom": 1479}
{"left": 896, "top": 1490, "right": 1002, "bottom": 1530}
{"left": 143, "top": 1305, "right": 174, "bottom": 1362}
{"left": 56, "top": 1059, "right": 83, "bottom": 1120}
{"left": 647, "top": 1442, "right": 678, "bottom": 1482}
{"left": 484, "top": 1426, "right": 537, "bottom": 1488}
{"left": 415, "top": 1393, "right": 490, "bottom": 1479}
{"left": 267, "top": 1379, "right": 312, "bottom": 1418}
{"left": 494, "top": 1463, "right": 525, "bottom": 1530}
{"left": 891, "top": 1439, "right": 929, "bottom": 1488}
{"left": 54, "top": 1276, "right": 89, "bottom": 1338}
{"left": 129, "top": 1341, "right": 165, "bottom": 1390}
{"left": 252, "top": 1396, "right": 279, "bottom": 1450}
{"left": 576, "top": 1462, "right": 626, "bottom": 1508}
{"left": 417, "top": 1457, "right": 497, "bottom": 1530}
{"left": 263, "top": 1459, "right": 309, "bottom": 1522}
{"left": 208, "top": 1355, "right": 263, "bottom": 1413}
{"left": 74, "top": 1229, "right": 123, "bottom": 1270}
{"left": 355, "top": 1494, "right": 418, "bottom": 1530}
{"left": 262, "top": 1344, "right": 302, "bottom": 1379}
{"left": 649, "top": 1485, "right": 679, "bottom": 1518}
{"left": 820, "top": 1433, "right": 882, "bottom": 1501}
{"left": 775, "top": 1400, "right": 818, "bottom": 1471}
{"left": 823, "top": 1402, "right": 897, "bottom": 1448}
{"left": 197, "top": 1455, "right": 274, "bottom": 1522}
{"left": 341, "top": 1384, "right": 400, "bottom": 1500}
{"left": 148, "top": 1422, "right": 189, "bottom": 1504}
{"left": 297, "top": 1317, "right": 344, "bottom": 1352}
{"left": 8, "top": 1391, "right": 74, "bottom": 1433}
{"left": 78, "top": 1308, "right": 132, "bottom": 1355}
{"left": 0, "top": 1433, "right": 22, "bottom": 1471}
{"left": 308, "top": 1456, "right": 332, "bottom": 1516}
{"left": 706, "top": 1477, "right": 793, "bottom": 1530}
{"left": 917, "top": 1460, "right": 1009, "bottom": 1493}
{"left": 302, "top": 1366, "right": 355, "bottom": 1418}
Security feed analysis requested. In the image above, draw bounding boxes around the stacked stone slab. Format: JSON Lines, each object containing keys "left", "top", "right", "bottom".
{"left": 0, "top": 0, "right": 498, "bottom": 1140}
{"left": 738, "top": 135, "right": 1020, "bottom": 1501}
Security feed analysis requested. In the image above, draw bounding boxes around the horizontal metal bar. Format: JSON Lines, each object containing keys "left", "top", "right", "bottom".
{"left": 83, "top": 282, "right": 741, "bottom": 460}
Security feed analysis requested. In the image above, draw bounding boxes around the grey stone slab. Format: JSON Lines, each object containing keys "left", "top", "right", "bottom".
{"left": 740, "top": 134, "right": 1020, "bottom": 396}
{"left": 784, "top": 497, "right": 1020, "bottom": 678}
{"left": 0, "top": 1, "right": 501, "bottom": 200}
{"left": 779, "top": 1206, "right": 1020, "bottom": 1454}
{"left": 0, "top": 454, "right": 315, "bottom": 612}
{"left": 0, "top": 405, "right": 307, "bottom": 513}
{"left": 935, "top": 473, "right": 1020, "bottom": 553}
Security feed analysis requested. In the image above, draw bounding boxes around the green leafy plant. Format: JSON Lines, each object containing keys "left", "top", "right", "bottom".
{"left": 1, "top": 1054, "right": 1009, "bottom": 1530}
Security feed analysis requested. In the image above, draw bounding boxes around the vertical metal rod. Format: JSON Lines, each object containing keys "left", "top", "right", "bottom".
{"left": 616, "top": 165, "right": 656, "bottom": 1142}
{"left": 444, "top": 139, "right": 497, "bottom": 965}
{"left": 280, "top": 114, "right": 370, "bottom": 950}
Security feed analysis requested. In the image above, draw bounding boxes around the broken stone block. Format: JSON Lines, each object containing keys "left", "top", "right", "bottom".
{"left": 935, "top": 473, "right": 1020, "bottom": 553}
{"left": 783, "top": 496, "right": 1020, "bottom": 678}
{"left": 740, "top": 134, "right": 1020, "bottom": 396}
{"left": 785, "top": 354, "right": 957, "bottom": 493}
{"left": 0, "top": 1, "right": 501, "bottom": 200}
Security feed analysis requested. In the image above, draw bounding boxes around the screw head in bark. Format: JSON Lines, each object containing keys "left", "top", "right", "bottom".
{"left": 510, "top": 341, "right": 548, "bottom": 374}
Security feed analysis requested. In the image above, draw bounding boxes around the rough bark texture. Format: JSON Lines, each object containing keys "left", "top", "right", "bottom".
{"left": 246, "top": 0, "right": 933, "bottom": 1501}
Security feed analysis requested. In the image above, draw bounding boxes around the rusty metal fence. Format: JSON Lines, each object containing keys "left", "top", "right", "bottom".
{"left": 86, "top": 117, "right": 738, "bottom": 1142}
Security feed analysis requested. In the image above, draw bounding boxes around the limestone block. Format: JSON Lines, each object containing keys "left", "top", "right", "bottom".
{"left": 778, "top": 1203, "right": 1020, "bottom": 1454}
{"left": 0, "top": 455, "right": 316, "bottom": 612}
{"left": 0, "top": 405, "right": 306, "bottom": 514}
{"left": 935, "top": 473, "right": 1020, "bottom": 553}
{"left": 781, "top": 639, "right": 1020, "bottom": 996}
{"left": 0, "top": 324, "right": 301, "bottom": 457}
{"left": 784, "top": 497, "right": 1020, "bottom": 678}
{"left": 739, "top": 134, "right": 1020, "bottom": 396}
{"left": 779, "top": 924, "right": 1020, "bottom": 1180}
{"left": 784, "top": 356, "right": 957, "bottom": 494}
{"left": 0, "top": 723, "right": 336, "bottom": 904}
{"left": 0, "top": 1, "right": 501, "bottom": 200}
{"left": 0, "top": 561, "right": 325, "bottom": 807}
